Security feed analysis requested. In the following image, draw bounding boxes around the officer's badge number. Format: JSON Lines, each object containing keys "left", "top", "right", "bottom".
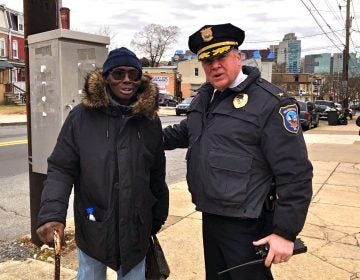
{"left": 278, "top": 104, "right": 299, "bottom": 133}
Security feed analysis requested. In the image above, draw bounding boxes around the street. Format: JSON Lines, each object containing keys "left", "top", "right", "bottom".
{"left": 0, "top": 116, "right": 186, "bottom": 241}
{"left": 0, "top": 125, "right": 28, "bottom": 177}
{"left": 0, "top": 117, "right": 355, "bottom": 241}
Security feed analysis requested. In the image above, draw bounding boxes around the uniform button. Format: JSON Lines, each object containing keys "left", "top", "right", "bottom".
{"left": 258, "top": 78, "right": 263, "bottom": 83}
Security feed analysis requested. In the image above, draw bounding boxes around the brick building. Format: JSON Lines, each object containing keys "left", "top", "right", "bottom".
{"left": 0, "top": 4, "right": 25, "bottom": 104}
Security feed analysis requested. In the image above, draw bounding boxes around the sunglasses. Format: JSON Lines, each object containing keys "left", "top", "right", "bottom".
{"left": 109, "top": 68, "right": 141, "bottom": 82}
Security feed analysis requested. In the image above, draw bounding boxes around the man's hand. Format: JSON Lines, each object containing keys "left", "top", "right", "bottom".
{"left": 36, "top": 221, "right": 65, "bottom": 244}
{"left": 253, "top": 233, "right": 294, "bottom": 267}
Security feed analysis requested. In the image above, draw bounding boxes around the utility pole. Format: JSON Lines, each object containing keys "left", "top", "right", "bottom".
{"left": 343, "top": 0, "right": 351, "bottom": 108}
{"left": 23, "top": 0, "right": 60, "bottom": 246}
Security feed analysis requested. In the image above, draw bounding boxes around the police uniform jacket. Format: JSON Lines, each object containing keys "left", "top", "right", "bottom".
{"left": 37, "top": 70, "right": 169, "bottom": 274}
{"left": 163, "top": 66, "right": 313, "bottom": 241}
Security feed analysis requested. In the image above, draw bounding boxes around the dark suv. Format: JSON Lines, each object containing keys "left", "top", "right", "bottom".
{"left": 158, "top": 93, "right": 177, "bottom": 107}
{"left": 176, "top": 97, "right": 194, "bottom": 116}
{"left": 314, "top": 100, "right": 335, "bottom": 119}
{"left": 298, "top": 101, "right": 319, "bottom": 130}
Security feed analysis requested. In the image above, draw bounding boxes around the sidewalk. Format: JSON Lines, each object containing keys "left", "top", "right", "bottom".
{"left": 0, "top": 114, "right": 27, "bottom": 126}
{"left": 0, "top": 115, "right": 360, "bottom": 279}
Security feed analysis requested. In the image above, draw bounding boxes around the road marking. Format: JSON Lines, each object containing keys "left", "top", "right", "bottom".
{"left": 0, "top": 139, "right": 28, "bottom": 147}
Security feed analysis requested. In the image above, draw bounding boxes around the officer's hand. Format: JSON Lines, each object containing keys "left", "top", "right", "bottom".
{"left": 36, "top": 221, "right": 65, "bottom": 244}
{"left": 253, "top": 233, "right": 294, "bottom": 267}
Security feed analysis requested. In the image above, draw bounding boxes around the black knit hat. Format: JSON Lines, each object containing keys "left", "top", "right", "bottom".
{"left": 188, "top": 23, "right": 245, "bottom": 61}
{"left": 102, "top": 47, "right": 142, "bottom": 76}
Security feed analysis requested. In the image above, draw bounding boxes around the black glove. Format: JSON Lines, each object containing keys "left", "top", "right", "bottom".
{"left": 151, "top": 222, "right": 162, "bottom": 235}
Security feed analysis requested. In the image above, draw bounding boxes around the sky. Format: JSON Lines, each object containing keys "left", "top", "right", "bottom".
{"left": 2, "top": 0, "right": 360, "bottom": 60}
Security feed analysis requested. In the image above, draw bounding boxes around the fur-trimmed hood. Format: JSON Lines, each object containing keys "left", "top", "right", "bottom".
{"left": 82, "top": 69, "right": 159, "bottom": 119}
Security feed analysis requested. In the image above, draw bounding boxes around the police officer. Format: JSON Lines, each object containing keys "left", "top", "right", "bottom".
{"left": 163, "top": 23, "right": 313, "bottom": 280}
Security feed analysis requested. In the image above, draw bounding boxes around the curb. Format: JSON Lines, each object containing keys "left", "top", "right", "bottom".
{"left": 0, "top": 122, "right": 27, "bottom": 127}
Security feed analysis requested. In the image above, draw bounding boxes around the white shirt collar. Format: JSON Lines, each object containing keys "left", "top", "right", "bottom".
{"left": 229, "top": 70, "right": 248, "bottom": 88}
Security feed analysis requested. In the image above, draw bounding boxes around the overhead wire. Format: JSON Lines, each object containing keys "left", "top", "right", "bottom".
{"left": 307, "top": 0, "right": 345, "bottom": 47}
{"left": 352, "top": 0, "right": 360, "bottom": 31}
{"left": 324, "top": 0, "right": 344, "bottom": 26}
{"left": 245, "top": 29, "right": 345, "bottom": 44}
{"left": 350, "top": 0, "right": 360, "bottom": 53}
{"left": 300, "top": 0, "right": 343, "bottom": 52}
{"left": 336, "top": 0, "right": 346, "bottom": 23}
{"left": 248, "top": 0, "right": 356, "bottom": 56}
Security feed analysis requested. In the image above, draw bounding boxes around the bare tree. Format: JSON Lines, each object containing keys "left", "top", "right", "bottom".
{"left": 346, "top": 77, "right": 360, "bottom": 105}
{"left": 131, "top": 24, "right": 180, "bottom": 67}
{"left": 95, "top": 25, "right": 117, "bottom": 49}
{"left": 139, "top": 57, "right": 150, "bottom": 67}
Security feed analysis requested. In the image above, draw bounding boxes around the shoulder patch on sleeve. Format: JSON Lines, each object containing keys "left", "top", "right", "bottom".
{"left": 256, "top": 78, "right": 290, "bottom": 101}
{"left": 278, "top": 104, "right": 299, "bottom": 134}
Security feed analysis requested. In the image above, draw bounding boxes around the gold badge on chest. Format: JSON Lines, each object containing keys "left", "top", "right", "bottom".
{"left": 233, "top": 93, "right": 248, "bottom": 109}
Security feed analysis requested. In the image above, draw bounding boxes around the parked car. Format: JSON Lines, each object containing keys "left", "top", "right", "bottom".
{"left": 176, "top": 97, "right": 194, "bottom": 116}
{"left": 158, "top": 93, "right": 178, "bottom": 107}
{"left": 298, "top": 101, "right": 319, "bottom": 130}
{"left": 333, "top": 102, "right": 354, "bottom": 119}
{"left": 314, "top": 100, "right": 335, "bottom": 119}
{"left": 345, "top": 107, "right": 354, "bottom": 119}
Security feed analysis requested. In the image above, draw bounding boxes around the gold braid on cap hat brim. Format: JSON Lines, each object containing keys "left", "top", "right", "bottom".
{"left": 197, "top": 41, "right": 238, "bottom": 59}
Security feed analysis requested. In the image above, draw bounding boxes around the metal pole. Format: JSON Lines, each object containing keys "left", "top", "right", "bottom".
{"left": 23, "top": 0, "right": 45, "bottom": 247}
{"left": 343, "top": 0, "right": 350, "bottom": 108}
{"left": 23, "top": 0, "right": 60, "bottom": 246}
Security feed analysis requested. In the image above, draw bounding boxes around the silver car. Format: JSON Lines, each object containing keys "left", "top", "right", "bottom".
{"left": 176, "top": 97, "right": 194, "bottom": 116}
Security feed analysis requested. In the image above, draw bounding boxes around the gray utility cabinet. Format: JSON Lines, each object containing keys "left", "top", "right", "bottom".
{"left": 28, "top": 29, "right": 110, "bottom": 174}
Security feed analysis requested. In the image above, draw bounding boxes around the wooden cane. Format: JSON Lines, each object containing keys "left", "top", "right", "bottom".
{"left": 54, "top": 230, "right": 61, "bottom": 280}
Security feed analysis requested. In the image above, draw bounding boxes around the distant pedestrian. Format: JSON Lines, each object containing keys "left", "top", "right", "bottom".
{"left": 356, "top": 115, "right": 360, "bottom": 135}
{"left": 36, "top": 47, "right": 169, "bottom": 280}
{"left": 163, "top": 23, "right": 313, "bottom": 280}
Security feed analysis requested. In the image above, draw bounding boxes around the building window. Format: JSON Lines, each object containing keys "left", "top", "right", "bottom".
{"left": 18, "top": 15, "right": 24, "bottom": 31}
{"left": 194, "top": 67, "right": 199, "bottom": 76}
{"left": 20, "top": 68, "right": 25, "bottom": 81}
{"left": 11, "top": 69, "right": 17, "bottom": 83}
{"left": 12, "top": 40, "right": 18, "bottom": 58}
{"left": 0, "top": 40, "right": 5, "bottom": 57}
{"left": 6, "top": 11, "right": 19, "bottom": 31}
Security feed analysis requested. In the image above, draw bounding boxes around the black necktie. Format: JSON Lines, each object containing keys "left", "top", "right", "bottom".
{"left": 206, "top": 90, "right": 222, "bottom": 118}
{"left": 210, "top": 90, "right": 220, "bottom": 104}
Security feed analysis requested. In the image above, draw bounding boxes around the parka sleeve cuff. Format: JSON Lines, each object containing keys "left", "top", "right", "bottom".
{"left": 36, "top": 218, "right": 66, "bottom": 229}
{"left": 272, "top": 227, "right": 297, "bottom": 242}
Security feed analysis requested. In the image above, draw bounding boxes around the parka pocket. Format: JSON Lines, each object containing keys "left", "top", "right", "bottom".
{"left": 206, "top": 151, "right": 253, "bottom": 205}
{"left": 133, "top": 193, "right": 157, "bottom": 252}
{"left": 75, "top": 204, "right": 119, "bottom": 264}
{"left": 81, "top": 216, "right": 118, "bottom": 261}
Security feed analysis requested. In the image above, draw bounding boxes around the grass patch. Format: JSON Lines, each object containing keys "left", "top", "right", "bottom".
{"left": 0, "top": 105, "right": 27, "bottom": 115}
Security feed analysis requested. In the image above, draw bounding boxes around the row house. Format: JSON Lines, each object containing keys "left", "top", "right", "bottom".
{"left": 143, "top": 66, "right": 182, "bottom": 100}
{"left": 0, "top": 4, "right": 25, "bottom": 104}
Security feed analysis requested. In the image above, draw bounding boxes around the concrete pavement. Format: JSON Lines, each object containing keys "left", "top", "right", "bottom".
{"left": 0, "top": 114, "right": 26, "bottom": 126}
{"left": 1, "top": 111, "right": 360, "bottom": 280}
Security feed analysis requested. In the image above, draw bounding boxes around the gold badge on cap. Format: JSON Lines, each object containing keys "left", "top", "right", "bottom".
{"left": 277, "top": 92, "right": 284, "bottom": 97}
{"left": 233, "top": 93, "right": 248, "bottom": 109}
{"left": 200, "top": 27, "right": 213, "bottom": 42}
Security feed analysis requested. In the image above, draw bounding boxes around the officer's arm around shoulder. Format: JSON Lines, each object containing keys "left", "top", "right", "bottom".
{"left": 163, "top": 118, "right": 189, "bottom": 149}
